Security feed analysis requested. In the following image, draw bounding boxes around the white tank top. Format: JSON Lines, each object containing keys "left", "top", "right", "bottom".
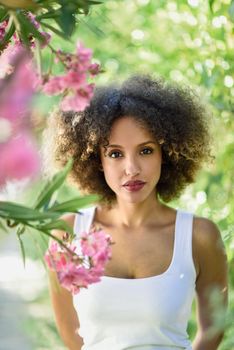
{"left": 73, "top": 207, "right": 196, "bottom": 350}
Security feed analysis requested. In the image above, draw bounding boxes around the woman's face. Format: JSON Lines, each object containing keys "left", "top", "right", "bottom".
{"left": 100, "top": 116, "right": 162, "bottom": 204}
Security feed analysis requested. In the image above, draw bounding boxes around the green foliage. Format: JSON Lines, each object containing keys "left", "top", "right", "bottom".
{"left": 0, "top": 159, "right": 97, "bottom": 264}
{"left": 0, "top": 0, "right": 103, "bottom": 49}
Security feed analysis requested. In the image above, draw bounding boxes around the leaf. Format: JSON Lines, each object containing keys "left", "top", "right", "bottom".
{"left": 33, "top": 158, "right": 73, "bottom": 210}
{"left": 36, "top": 9, "right": 61, "bottom": 21}
{"left": 209, "top": 0, "right": 215, "bottom": 12}
{"left": 0, "top": 7, "right": 7, "bottom": 22}
{"left": 35, "top": 219, "right": 74, "bottom": 234}
{"left": 39, "top": 21, "right": 69, "bottom": 40}
{"left": 0, "top": 201, "right": 59, "bottom": 221}
{"left": 55, "top": 4, "right": 76, "bottom": 37}
{"left": 16, "top": 224, "right": 26, "bottom": 236}
{"left": 48, "top": 194, "right": 98, "bottom": 213}
{"left": 17, "top": 231, "right": 26, "bottom": 267}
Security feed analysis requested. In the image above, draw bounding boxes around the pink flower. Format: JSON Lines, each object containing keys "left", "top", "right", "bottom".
{"left": 60, "top": 86, "right": 94, "bottom": 112}
{"left": 0, "top": 132, "right": 40, "bottom": 186}
{"left": 0, "top": 46, "right": 36, "bottom": 121}
{"left": 43, "top": 76, "right": 64, "bottom": 95}
{"left": 44, "top": 231, "right": 112, "bottom": 294}
{"left": 76, "top": 41, "right": 92, "bottom": 65}
{"left": 0, "top": 20, "right": 8, "bottom": 41}
{"left": 60, "top": 71, "right": 86, "bottom": 90}
{"left": 40, "top": 41, "right": 100, "bottom": 112}
{"left": 27, "top": 13, "right": 40, "bottom": 30}
{"left": 88, "top": 63, "right": 100, "bottom": 76}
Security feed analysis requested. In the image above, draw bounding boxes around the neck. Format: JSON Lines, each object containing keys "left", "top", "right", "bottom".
{"left": 112, "top": 195, "right": 163, "bottom": 228}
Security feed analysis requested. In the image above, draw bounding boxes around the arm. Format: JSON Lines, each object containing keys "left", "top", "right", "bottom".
{"left": 192, "top": 218, "right": 228, "bottom": 350}
{"left": 48, "top": 214, "right": 84, "bottom": 350}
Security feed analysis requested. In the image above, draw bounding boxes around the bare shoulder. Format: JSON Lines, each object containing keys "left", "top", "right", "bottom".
{"left": 193, "top": 216, "right": 223, "bottom": 247}
{"left": 192, "top": 215, "right": 228, "bottom": 288}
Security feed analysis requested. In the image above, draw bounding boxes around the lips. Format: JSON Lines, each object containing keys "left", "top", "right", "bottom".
{"left": 123, "top": 180, "right": 146, "bottom": 192}
{"left": 123, "top": 180, "right": 145, "bottom": 186}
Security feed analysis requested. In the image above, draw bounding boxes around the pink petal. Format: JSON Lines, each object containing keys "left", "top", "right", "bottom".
{"left": 0, "top": 133, "right": 40, "bottom": 186}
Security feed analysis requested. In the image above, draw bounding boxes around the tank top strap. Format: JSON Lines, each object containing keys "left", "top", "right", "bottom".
{"left": 173, "top": 209, "right": 195, "bottom": 272}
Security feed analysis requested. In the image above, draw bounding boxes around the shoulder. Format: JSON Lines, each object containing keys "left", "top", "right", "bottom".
{"left": 192, "top": 215, "right": 227, "bottom": 286}
{"left": 192, "top": 216, "right": 224, "bottom": 255}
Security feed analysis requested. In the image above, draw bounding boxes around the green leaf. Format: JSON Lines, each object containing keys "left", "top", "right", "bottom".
{"left": 36, "top": 10, "right": 61, "bottom": 21}
{"left": 16, "top": 224, "right": 26, "bottom": 236}
{"left": 17, "top": 231, "right": 26, "bottom": 267}
{"left": 35, "top": 219, "right": 74, "bottom": 234}
{"left": 209, "top": 0, "right": 215, "bottom": 12}
{"left": 0, "top": 7, "right": 8, "bottom": 22}
{"left": 55, "top": 4, "right": 76, "bottom": 37}
{"left": 48, "top": 194, "right": 98, "bottom": 213}
{"left": 0, "top": 201, "right": 59, "bottom": 221}
{"left": 33, "top": 158, "right": 73, "bottom": 210}
{"left": 40, "top": 21, "right": 69, "bottom": 40}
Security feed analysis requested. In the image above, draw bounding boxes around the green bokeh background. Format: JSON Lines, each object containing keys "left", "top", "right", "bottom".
{"left": 2, "top": 0, "right": 234, "bottom": 349}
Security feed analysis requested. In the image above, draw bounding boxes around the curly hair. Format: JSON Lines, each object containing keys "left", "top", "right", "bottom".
{"left": 43, "top": 74, "right": 212, "bottom": 203}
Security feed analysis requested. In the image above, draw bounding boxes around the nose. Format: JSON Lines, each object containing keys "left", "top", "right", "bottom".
{"left": 124, "top": 156, "right": 140, "bottom": 177}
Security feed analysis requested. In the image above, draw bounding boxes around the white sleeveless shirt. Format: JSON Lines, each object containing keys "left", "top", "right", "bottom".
{"left": 72, "top": 207, "right": 196, "bottom": 350}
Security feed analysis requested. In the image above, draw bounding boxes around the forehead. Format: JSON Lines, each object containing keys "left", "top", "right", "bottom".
{"left": 108, "top": 116, "right": 153, "bottom": 144}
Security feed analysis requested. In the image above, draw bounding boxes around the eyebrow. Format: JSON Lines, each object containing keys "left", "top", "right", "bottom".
{"left": 106, "top": 141, "right": 157, "bottom": 148}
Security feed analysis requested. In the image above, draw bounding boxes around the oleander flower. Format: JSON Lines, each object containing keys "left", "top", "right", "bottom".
{"left": 45, "top": 230, "right": 112, "bottom": 294}
{"left": 42, "top": 41, "right": 100, "bottom": 112}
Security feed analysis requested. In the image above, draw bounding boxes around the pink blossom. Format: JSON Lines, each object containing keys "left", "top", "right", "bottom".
{"left": 62, "top": 83, "right": 95, "bottom": 111}
{"left": 0, "top": 20, "right": 8, "bottom": 41}
{"left": 76, "top": 41, "right": 92, "bottom": 65}
{"left": 0, "top": 47, "right": 36, "bottom": 121}
{"left": 27, "top": 13, "right": 40, "bottom": 30}
{"left": 88, "top": 63, "right": 100, "bottom": 76}
{"left": 0, "top": 43, "right": 23, "bottom": 78}
{"left": 60, "top": 88, "right": 94, "bottom": 112}
{"left": 40, "top": 41, "right": 100, "bottom": 112}
{"left": 42, "top": 76, "right": 64, "bottom": 95}
{"left": 44, "top": 231, "right": 112, "bottom": 294}
{"left": 60, "top": 71, "right": 86, "bottom": 90}
{"left": 0, "top": 132, "right": 40, "bottom": 186}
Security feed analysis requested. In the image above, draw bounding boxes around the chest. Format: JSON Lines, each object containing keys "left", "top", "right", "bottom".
{"left": 98, "top": 224, "right": 176, "bottom": 279}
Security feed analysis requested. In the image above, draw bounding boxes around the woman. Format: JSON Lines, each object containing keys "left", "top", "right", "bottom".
{"left": 44, "top": 75, "right": 228, "bottom": 350}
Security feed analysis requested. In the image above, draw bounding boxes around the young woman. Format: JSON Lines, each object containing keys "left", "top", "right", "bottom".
{"left": 44, "top": 75, "right": 228, "bottom": 350}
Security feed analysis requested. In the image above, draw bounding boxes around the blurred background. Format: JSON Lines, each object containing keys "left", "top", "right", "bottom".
{"left": 0, "top": 0, "right": 233, "bottom": 349}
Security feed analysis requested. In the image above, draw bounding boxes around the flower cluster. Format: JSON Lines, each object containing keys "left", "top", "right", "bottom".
{"left": 0, "top": 14, "right": 51, "bottom": 51}
{"left": 26, "top": 13, "right": 51, "bottom": 48}
{"left": 42, "top": 41, "right": 100, "bottom": 112}
{"left": 0, "top": 10, "right": 99, "bottom": 186}
{"left": 0, "top": 45, "right": 40, "bottom": 186}
{"left": 44, "top": 230, "right": 112, "bottom": 294}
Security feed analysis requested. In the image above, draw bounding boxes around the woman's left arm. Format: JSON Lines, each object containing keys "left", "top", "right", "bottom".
{"left": 192, "top": 218, "right": 228, "bottom": 350}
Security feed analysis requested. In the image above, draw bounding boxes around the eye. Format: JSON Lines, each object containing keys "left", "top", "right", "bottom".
{"left": 108, "top": 150, "right": 123, "bottom": 158}
{"left": 140, "top": 147, "right": 153, "bottom": 155}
